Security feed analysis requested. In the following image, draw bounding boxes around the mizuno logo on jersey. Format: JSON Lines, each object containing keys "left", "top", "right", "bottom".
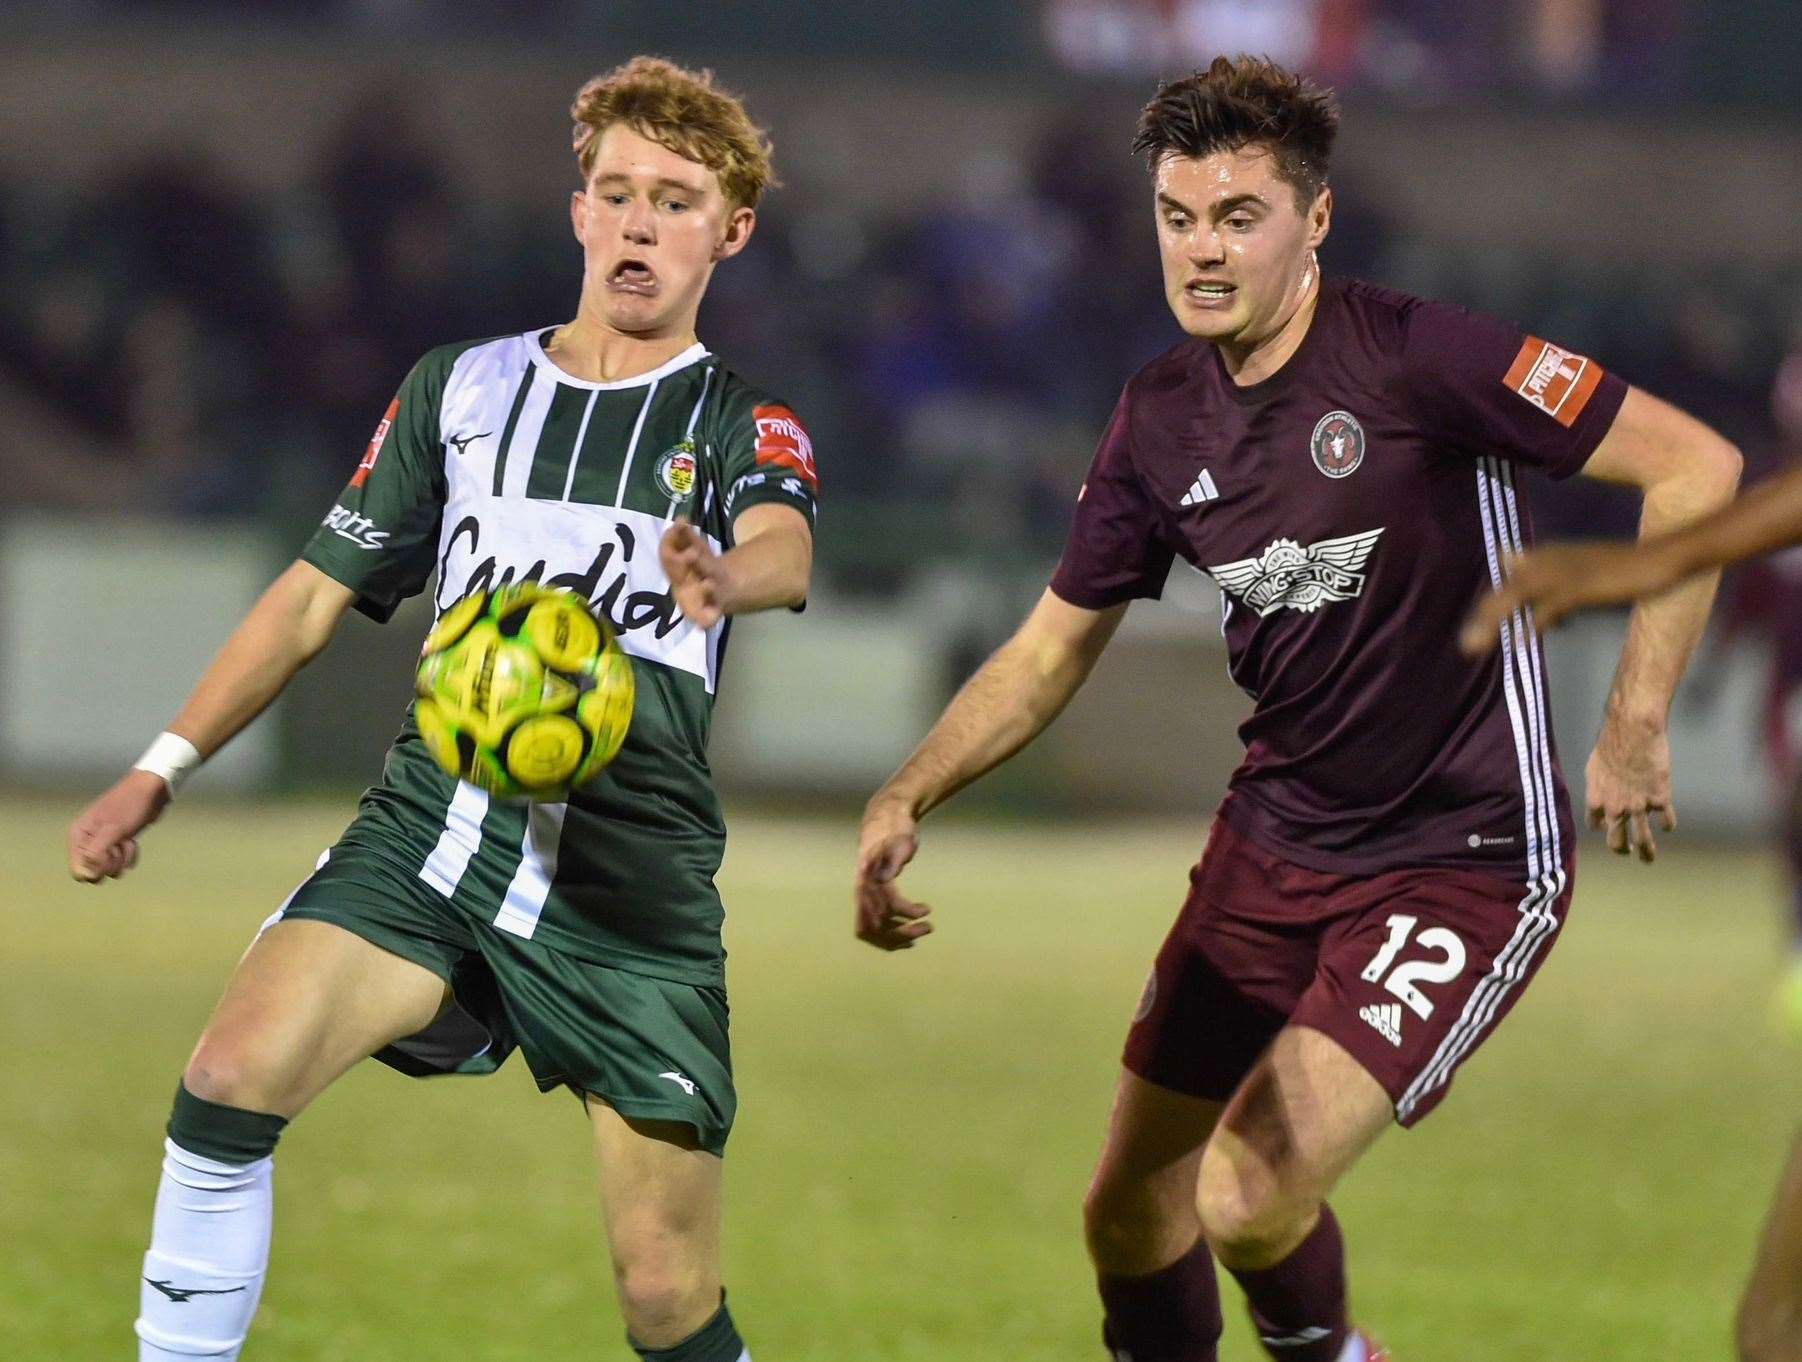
{"left": 1207, "top": 529, "right": 1383, "bottom": 616}
{"left": 658, "top": 1070, "right": 698, "bottom": 1096}
{"left": 1180, "top": 469, "right": 1220, "bottom": 507}
{"left": 323, "top": 504, "right": 389, "bottom": 551}
{"left": 447, "top": 429, "right": 491, "bottom": 457}
{"left": 1359, "top": 1002, "right": 1404, "bottom": 1047}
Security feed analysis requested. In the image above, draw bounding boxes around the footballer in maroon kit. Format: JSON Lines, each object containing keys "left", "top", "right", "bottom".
{"left": 856, "top": 55, "right": 1742, "bottom": 1362}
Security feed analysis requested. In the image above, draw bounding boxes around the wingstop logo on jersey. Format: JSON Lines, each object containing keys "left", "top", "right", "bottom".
{"left": 1208, "top": 529, "right": 1384, "bottom": 617}
{"left": 323, "top": 504, "right": 388, "bottom": 551}
{"left": 351, "top": 396, "right": 399, "bottom": 489}
{"left": 1503, "top": 337, "right": 1604, "bottom": 428}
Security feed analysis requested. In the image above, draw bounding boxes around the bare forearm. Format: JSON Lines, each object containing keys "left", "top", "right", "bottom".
{"left": 168, "top": 563, "right": 352, "bottom": 759}
{"left": 873, "top": 630, "right": 1098, "bottom": 819}
{"left": 1658, "top": 464, "right": 1802, "bottom": 579}
{"left": 715, "top": 523, "right": 811, "bottom": 615}
{"left": 1606, "top": 456, "right": 1741, "bottom": 724}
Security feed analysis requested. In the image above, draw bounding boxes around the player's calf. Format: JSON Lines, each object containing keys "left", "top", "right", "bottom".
{"left": 140, "top": 917, "right": 452, "bottom": 1359}
{"left": 136, "top": 1085, "right": 287, "bottom": 1361}
{"left": 1083, "top": 1071, "right": 1227, "bottom": 1360}
{"left": 1196, "top": 1027, "right": 1392, "bottom": 1362}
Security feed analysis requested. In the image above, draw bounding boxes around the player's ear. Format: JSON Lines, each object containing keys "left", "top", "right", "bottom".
{"left": 570, "top": 189, "right": 587, "bottom": 245}
{"left": 714, "top": 206, "right": 755, "bottom": 263}
{"left": 1307, "top": 186, "right": 1332, "bottom": 251}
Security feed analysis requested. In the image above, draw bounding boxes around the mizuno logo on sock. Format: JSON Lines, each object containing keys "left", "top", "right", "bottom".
{"left": 1180, "top": 468, "right": 1220, "bottom": 508}
{"left": 1261, "top": 1326, "right": 1332, "bottom": 1347}
{"left": 145, "top": 1278, "right": 248, "bottom": 1304}
{"left": 1359, "top": 1001, "right": 1404, "bottom": 1047}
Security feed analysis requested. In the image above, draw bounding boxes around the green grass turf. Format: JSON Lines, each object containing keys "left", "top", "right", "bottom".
{"left": 2, "top": 793, "right": 1795, "bottom": 1359}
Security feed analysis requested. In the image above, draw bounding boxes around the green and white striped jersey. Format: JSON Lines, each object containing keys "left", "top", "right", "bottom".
{"left": 301, "top": 330, "right": 818, "bottom": 984}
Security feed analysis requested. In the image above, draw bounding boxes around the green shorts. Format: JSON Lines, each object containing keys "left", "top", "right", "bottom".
{"left": 270, "top": 843, "right": 735, "bottom": 1156}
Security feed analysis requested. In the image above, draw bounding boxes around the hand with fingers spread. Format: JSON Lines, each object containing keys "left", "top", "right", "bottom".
{"left": 854, "top": 797, "right": 934, "bottom": 951}
{"left": 68, "top": 769, "right": 171, "bottom": 884}
{"left": 1584, "top": 718, "right": 1676, "bottom": 862}
{"left": 659, "top": 520, "right": 729, "bottom": 630}
{"left": 1459, "top": 541, "right": 1686, "bottom": 657}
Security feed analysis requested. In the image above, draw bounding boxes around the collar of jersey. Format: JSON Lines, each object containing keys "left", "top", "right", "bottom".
{"left": 527, "top": 330, "right": 711, "bottom": 391}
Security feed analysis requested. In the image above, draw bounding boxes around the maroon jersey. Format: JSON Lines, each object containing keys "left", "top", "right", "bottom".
{"left": 1051, "top": 277, "right": 1627, "bottom": 881}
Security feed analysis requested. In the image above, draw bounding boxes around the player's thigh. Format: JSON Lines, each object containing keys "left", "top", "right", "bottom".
{"left": 588, "top": 1095, "right": 722, "bottom": 1277}
{"left": 1294, "top": 863, "right": 1571, "bottom": 1127}
{"left": 1085, "top": 1067, "right": 1226, "bottom": 1274}
{"left": 1200, "top": 1024, "right": 1392, "bottom": 1232}
{"left": 185, "top": 918, "right": 450, "bottom": 1118}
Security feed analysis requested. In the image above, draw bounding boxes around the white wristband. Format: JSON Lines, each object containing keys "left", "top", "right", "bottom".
{"left": 133, "top": 732, "right": 203, "bottom": 794}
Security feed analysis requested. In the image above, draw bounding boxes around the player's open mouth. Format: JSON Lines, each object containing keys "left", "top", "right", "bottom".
{"left": 1185, "top": 280, "right": 1236, "bottom": 306}
{"left": 607, "top": 259, "right": 658, "bottom": 295}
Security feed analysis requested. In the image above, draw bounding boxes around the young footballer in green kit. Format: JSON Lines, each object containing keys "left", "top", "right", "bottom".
{"left": 68, "top": 57, "right": 817, "bottom": 1362}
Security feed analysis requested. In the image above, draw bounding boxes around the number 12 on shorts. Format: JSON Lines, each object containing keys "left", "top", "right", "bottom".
{"left": 1360, "top": 914, "right": 1468, "bottom": 1020}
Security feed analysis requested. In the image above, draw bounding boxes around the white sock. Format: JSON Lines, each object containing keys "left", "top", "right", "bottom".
{"left": 136, "top": 1139, "right": 272, "bottom": 1360}
{"left": 1334, "top": 1333, "right": 1369, "bottom": 1362}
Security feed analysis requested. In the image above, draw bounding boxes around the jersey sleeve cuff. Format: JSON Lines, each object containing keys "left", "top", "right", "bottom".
{"left": 1047, "top": 577, "right": 1160, "bottom": 611}
{"left": 299, "top": 546, "right": 402, "bottom": 624}
{"left": 1546, "top": 372, "right": 1630, "bottom": 481}
{"left": 726, "top": 480, "right": 817, "bottom": 527}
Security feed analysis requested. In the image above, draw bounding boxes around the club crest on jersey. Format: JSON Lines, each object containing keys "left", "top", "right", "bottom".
{"left": 1208, "top": 528, "right": 1384, "bottom": 616}
{"left": 654, "top": 440, "right": 698, "bottom": 501}
{"left": 1310, "top": 410, "right": 1365, "bottom": 478}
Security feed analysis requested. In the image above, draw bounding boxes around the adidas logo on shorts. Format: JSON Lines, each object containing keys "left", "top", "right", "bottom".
{"left": 1359, "top": 1002, "right": 1404, "bottom": 1047}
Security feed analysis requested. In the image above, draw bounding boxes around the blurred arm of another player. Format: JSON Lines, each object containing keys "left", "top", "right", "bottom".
{"left": 1461, "top": 458, "right": 1802, "bottom": 648}
{"left": 66, "top": 562, "right": 357, "bottom": 883}
{"left": 658, "top": 502, "right": 812, "bottom": 630}
{"left": 854, "top": 592, "right": 1129, "bottom": 950}
{"left": 1504, "top": 387, "right": 1742, "bottom": 862}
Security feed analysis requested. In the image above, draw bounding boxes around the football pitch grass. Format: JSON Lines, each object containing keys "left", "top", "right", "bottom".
{"left": 3, "top": 793, "right": 1795, "bottom": 1360}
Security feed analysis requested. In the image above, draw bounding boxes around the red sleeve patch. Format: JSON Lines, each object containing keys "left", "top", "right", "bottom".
{"left": 752, "top": 403, "right": 817, "bottom": 489}
{"left": 351, "top": 396, "right": 400, "bottom": 488}
{"left": 1502, "top": 337, "right": 1605, "bottom": 429}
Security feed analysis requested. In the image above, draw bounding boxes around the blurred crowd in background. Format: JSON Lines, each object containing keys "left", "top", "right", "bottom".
{"left": 1, "top": 0, "right": 1798, "bottom": 599}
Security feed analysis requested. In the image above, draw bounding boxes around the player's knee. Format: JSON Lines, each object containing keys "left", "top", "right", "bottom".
{"left": 612, "top": 1256, "right": 712, "bottom": 1345}
{"left": 183, "top": 1037, "right": 290, "bottom": 1114}
{"left": 1195, "top": 1151, "right": 1303, "bottom": 1265}
{"left": 1083, "top": 1171, "right": 1183, "bottom": 1272}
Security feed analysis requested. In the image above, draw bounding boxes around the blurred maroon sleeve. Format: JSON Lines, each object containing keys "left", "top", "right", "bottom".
{"left": 1401, "top": 299, "right": 1628, "bottom": 480}
{"left": 1049, "top": 386, "right": 1175, "bottom": 609}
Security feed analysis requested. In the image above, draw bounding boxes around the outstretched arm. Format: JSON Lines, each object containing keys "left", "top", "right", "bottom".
{"left": 1462, "top": 460, "right": 1802, "bottom": 648}
{"left": 659, "top": 502, "right": 811, "bottom": 628}
{"left": 854, "top": 590, "right": 1129, "bottom": 950}
{"left": 67, "top": 560, "right": 357, "bottom": 883}
{"left": 1553, "top": 387, "right": 1742, "bottom": 861}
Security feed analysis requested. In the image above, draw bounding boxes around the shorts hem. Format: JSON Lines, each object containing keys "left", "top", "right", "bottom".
{"left": 569, "top": 1086, "right": 729, "bottom": 1156}
{"left": 1281, "top": 1020, "right": 1408, "bottom": 1125}
{"left": 275, "top": 906, "right": 456, "bottom": 987}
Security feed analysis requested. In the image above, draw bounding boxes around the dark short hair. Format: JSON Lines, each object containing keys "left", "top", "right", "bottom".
{"left": 1133, "top": 55, "right": 1339, "bottom": 210}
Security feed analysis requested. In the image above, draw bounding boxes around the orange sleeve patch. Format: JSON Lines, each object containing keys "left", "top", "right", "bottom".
{"left": 1502, "top": 337, "right": 1605, "bottom": 429}
{"left": 351, "top": 396, "right": 400, "bottom": 488}
{"left": 752, "top": 403, "right": 817, "bottom": 489}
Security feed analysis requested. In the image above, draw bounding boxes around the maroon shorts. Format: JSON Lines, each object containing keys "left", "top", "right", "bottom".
{"left": 1124, "top": 819, "right": 1574, "bottom": 1126}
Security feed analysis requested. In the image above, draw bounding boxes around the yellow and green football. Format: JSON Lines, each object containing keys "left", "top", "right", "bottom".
{"left": 413, "top": 584, "right": 634, "bottom": 801}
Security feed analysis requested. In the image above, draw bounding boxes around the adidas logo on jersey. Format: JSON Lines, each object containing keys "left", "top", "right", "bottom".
{"left": 1359, "top": 1002, "right": 1404, "bottom": 1047}
{"left": 1180, "top": 469, "right": 1220, "bottom": 507}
